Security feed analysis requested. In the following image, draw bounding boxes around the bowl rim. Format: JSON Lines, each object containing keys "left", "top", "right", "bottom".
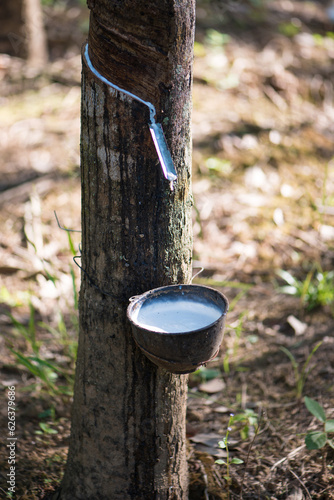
{"left": 127, "top": 283, "right": 229, "bottom": 336}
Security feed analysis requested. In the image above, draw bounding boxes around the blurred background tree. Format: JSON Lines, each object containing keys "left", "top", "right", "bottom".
{"left": 0, "top": 0, "right": 47, "bottom": 69}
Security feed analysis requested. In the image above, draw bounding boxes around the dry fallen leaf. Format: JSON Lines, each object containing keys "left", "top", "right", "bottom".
{"left": 199, "top": 378, "right": 225, "bottom": 394}
{"left": 287, "top": 315, "right": 307, "bottom": 336}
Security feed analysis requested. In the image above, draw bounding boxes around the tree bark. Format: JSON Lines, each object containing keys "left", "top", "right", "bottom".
{"left": 57, "top": 1, "right": 195, "bottom": 499}
{"left": 23, "top": 0, "right": 48, "bottom": 69}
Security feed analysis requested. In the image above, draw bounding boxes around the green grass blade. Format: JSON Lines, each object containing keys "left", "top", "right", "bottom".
{"left": 280, "top": 346, "right": 298, "bottom": 370}
{"left": 10, "top": 350, "right": 43, "bottom": 379}
{"left": 8, "top": 313, "right": 30, "bottom": 340}
{"left": 300, "top": 342, "right": 323, "bottom": 383}
{"left": 300, "top": 269, "right": 315, "bottom": 305}
{"left": 70, "top": 265, "right": 78, "bottom": 310}
{"left": 67, "top": 231, "right": 77, "bottom": 257}
{"left": 29, "top": 356, "right": 62, "bottom": 374}
{"left": 28, "top": 302, "right": 38, "bottom": 354}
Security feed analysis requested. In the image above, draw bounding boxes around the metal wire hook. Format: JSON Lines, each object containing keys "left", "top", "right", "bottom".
{"left": 73, "top": 254, "right": 120, "bottom": 299}
{"left": 54, "top": 211, "right": 81, "bottom": 233}
{"left": 190, "top": 266, "right": 204, "bottom": 284}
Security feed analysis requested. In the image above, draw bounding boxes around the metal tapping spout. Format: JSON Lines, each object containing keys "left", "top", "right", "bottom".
{"left": 149, "top": 122, "right": 177, "bottom": 188}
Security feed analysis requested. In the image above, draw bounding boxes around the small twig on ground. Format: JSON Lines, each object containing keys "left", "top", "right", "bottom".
{"left": 322, "top": 450, "right": 328, "bottom": 481}
{"left": 199, "top": 461, "right": 209, "bottom": 500}
{"left": 288, "top": 468, "right": 312, "bottom": 500}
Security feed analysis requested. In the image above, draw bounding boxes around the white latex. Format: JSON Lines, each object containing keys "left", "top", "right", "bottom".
{"left": 133, "top": 297, "right": 223, "bottom": 333}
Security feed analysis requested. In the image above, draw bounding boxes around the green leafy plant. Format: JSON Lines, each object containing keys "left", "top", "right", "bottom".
{"left": 232, "top": 408, "right": 259, "bottom": 440}
{"left": 304, "top": 396, "right": 334, "bottom": 450}
{"left": 215, "top": 414, "right": 244, "bottom": 499}
{"left": 10, "top": 349, "right": 60, "bottom": 395}
{"left": 205, "top": 29, "right": 230, "bottom": 48}
{"left": 9, "top": 301, "right": 40, "bottom": 354}
{"left": 8, "top": 299, "right": 76, "bottom": 397}
{"left": 278, "top": 21, "right": 301, "bottom": 38}
{"left": 190, "top": 366, "right": 221, "bottom": 384}
{"left": 277, "top": 267, "right": 334, "bottom": 313}
{"left": 36, "top": 422, "right": 58, "bottom": 435}
{"left": 205, "top": 157, "right": 232, "bottom": 176}
{"left": 40, "top": 312, "right": 78, "bottom": 363}
{"left": 192, "top": 278, "right": 252, "bottom": 374}
{"left": 6, "top": 226, "right": 79, "bottom": 398}
{"left": 0, "top": 286, "right": 30, "bottom": 308}
{"left": 223, "top": 311, "right": 248, "bottom": 374}
{"left": 280, "top": 341, "right": 322, "bottom": 398}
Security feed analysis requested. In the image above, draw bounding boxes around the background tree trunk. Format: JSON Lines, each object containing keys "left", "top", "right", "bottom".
{"left": 0, "top": 0, "right": 26, "bottom": 57}
{"left": 0, "top": 0, "right": 47, "bottom": 66}
{"left": 57, "top": 1, "right": 195, "bottom": 498}
{"left": 23, "top": 0, "right": 48, "bottom": 69}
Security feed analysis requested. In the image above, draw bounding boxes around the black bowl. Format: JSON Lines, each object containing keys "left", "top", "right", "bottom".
{"left": 127, "top": 284, "right": 228, "bottom": 374}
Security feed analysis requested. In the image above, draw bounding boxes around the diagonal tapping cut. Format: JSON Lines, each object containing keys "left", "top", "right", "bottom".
{"left": 84, "top": 43, "right": 177, "bottom": 186}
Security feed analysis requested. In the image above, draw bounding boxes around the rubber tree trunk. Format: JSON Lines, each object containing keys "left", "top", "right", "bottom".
{"left": 57, "top": 1, "right": 195, "bottom": 499}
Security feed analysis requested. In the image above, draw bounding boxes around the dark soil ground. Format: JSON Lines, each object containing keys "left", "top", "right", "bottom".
{"left": 1, "top": 1, "right": 334, "bottom": 499}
